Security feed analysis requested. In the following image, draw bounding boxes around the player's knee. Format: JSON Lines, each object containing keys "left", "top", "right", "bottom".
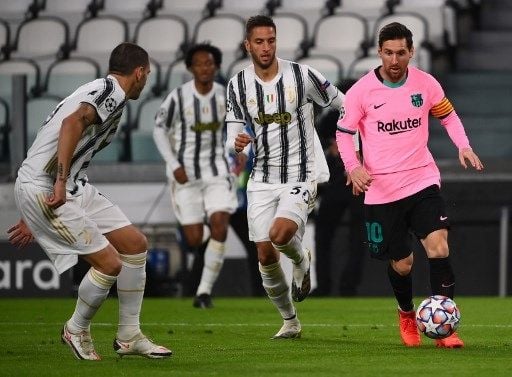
{"left": 392, "top": 258, "right": 413, "bottom": 276}
{"left": 393, "top": 263, "right": 412, "bottom": 276}
{"left": 422, "top": 229, "right": 449, "bottom": 258}
{"left": 269, "top": 217, "right": 298, "bottom": 245}
{"left": 257, "top": 244, "right": 279, "bottom": 265}
{"left": 426, "top": 242, "right": 449, "bottom": 258}
{"left": 131, "top": 231, "right": 148, "bottom": 252}
{"left": 182, "top": 225, "right": 204, "bottom": 247}
{"left": 99, "top": 258, "right": 122, "bottom": 276}
{"left": 268, "top": 227, "right": 294, "bottom": 246}
{"left": 258, "top": 252, "right": 278, "bottom": 265}
{"left": 209, "top": 223, "right": 228, "bottom": 241}
{"left": 268, "top": 231, "right": 291, "bottom": 246}
{"left": 111, "top": 260, "right": 123, "bottom": 276}
{"left": 185, "top": 234, "right": 203, "bottom": 247}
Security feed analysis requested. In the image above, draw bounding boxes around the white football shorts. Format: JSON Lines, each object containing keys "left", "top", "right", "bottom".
{"left": 14, "top": 179, "right": 131, "bottom": 274}
{"left": 170, "top": 175, "right": 238, "bottom": 225}
{"left": 246, "top": 180, "right": 317, "bottom": 242}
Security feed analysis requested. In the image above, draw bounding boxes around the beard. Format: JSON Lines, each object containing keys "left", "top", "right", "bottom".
{"left": 386, "top": 66, "right": 405, "bottom": 81}
{"left": 131, "top": 88, "right": 142, "bottom": 100}
{"left": 252, "top": 52, "right": 276, "bottom": 70}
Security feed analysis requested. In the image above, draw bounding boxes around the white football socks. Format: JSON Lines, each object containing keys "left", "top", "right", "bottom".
{"left": 259, "top": 262, "right": 296, "bottom": 319}
{"left": 116, "top": 251, "right": 147, "bottom": 341}
{"left": 196, "top": 239, "right": 226, "bottom": 296}
{"left": 67, "top": 268, "right": 117, "bottom": 333}
{"left": 272, "top": 234, "right": 304, "bottom": 265}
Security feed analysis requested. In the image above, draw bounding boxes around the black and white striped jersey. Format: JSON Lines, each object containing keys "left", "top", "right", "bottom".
{"left": 154, "top": 80, "right": 229, "bottom": 181}
{"left": 17, "top": 75, "right": 126, "bottom": 193}
{"left": 226, "top": 58, "right": 343, "bottom": 184}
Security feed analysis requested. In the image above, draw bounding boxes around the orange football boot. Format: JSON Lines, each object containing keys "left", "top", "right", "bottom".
{"left": 435, "top": 332, "right": 464, "bottom": 348}
{"left": 398, "top": 309, "right": 421, "bottom": 347}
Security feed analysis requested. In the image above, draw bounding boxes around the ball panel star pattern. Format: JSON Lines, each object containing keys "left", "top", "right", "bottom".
{"left": 415, "top": 295, "right": 461, "bottom": 339}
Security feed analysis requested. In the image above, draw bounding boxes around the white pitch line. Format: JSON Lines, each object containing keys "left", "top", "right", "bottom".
{"left": 0, "top": 322, "right": 511, "bottom": 328}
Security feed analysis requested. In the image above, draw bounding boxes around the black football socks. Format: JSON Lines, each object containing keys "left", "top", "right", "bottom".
{"left": 387, "top": 264, "right": 414, "bottom": 312}
{"left": 429, "top": 256, "right": 455, "bottom": 299}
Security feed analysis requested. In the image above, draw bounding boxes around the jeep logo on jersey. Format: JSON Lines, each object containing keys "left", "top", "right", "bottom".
{"left": 191, "top": 121, "right": 221, "bottom": 132}
{"left": 411, "top": 93, "right": 423, "bottom": 107}
{"left": 105, "top": 97, "right": 117, "bottom": 112}
{"left": 254, "top": 111, "right": 292, "bottom": 125}
{"left": 377, "top": 117, "right": 422, "bottom": 135}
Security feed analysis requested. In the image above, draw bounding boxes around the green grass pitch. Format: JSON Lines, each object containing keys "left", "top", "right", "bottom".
{"left": 1, "top": 297, "right": 511, "bottom": 376}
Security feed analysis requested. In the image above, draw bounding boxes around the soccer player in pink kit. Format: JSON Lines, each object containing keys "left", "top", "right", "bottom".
{"left": 336, "top": 22, "right": 483, "bottom": 348}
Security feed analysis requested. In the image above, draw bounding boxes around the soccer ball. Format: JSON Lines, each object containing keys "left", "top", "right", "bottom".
{"left": 416, "top": 295, "right": 460, "bottom": 339}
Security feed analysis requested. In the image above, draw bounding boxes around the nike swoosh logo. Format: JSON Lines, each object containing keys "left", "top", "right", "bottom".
{"left": 441, "top": 282, "right": 455, "bottom": 288}
{"left": 117, "top": 341, "right": 131, "bottom": 349}
{"left": 440, "top": 216, "right": 448, "bottom": 221}
{"left": 373, "top": 103, "right": 386, "bottom": 109}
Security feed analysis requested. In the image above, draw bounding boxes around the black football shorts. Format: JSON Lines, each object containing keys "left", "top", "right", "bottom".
{"left": 363, "top": 184, "right": 450, "bottom": 261}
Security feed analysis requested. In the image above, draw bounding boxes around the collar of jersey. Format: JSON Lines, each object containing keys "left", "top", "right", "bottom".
{"left": 106, "top": 74, "right": 126, "bottom": 98}
{"left": 374, "top": 67, "right": 408, "bottom": 88}
{"left": 253, "top": 58, "right": 283, "bottom": 86}
{"left": 191, "top": 80, "right": 216, "bottom": 99}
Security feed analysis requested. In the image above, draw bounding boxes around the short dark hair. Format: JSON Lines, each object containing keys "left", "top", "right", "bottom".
{"left": 108, "top": 42, "right": 149, "bottom": 75}
{"left": 245, "top": 15, "right": 276, "bottom": 39}
{"left": 185, "top": 43, "right": 222, "bottom": 68}
{"left": 378, "top": 22, "right": 413, "bottom": 50}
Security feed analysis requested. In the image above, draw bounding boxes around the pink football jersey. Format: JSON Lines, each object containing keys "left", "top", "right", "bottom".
{"left": 337, "top": 67, "right": 453, "bottom": 204}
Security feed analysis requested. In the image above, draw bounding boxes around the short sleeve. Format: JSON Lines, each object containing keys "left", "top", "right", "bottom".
{"left": 81, "top": 77, "right": 125, "bottom": 122}
{"left": 305, "top": 66, "right": 340, "bottom": 107}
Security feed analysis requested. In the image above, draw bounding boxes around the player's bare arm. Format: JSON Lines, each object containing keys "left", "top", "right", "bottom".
{"left": 7, "top": 219, "right": 34, "bottom": 249}
{"left": 45, "top": 102, "right": 99, "bottom": 208}
{"left": 459, "top": 147, "right": 484, "bottom": 171}
{"left": 234, "top": 133, "right": 252, "bottom": 153}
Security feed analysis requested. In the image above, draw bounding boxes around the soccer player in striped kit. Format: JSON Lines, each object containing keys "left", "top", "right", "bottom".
{"left": 336, "top": 22, "right": 484, "bottom": 348}
{"left": 226, "top": 15, "right": 345, "bottom": 339}
{"left": 8, "top": 43, "right": 171, "bottom": 360}
{"left": 154, "top": 43, "right": 240, "bottom": 309}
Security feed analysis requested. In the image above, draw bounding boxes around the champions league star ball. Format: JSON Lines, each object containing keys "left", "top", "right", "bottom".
{"left": 416, "top": 295, "right": 461, "bottom": 339}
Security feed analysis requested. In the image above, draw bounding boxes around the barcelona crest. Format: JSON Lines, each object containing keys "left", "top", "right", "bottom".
{"left": 411, "top": 93, "right": 423, "bottom": 107}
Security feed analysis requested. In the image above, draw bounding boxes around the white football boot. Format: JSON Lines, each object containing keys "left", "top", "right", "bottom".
{"left": 113, "top": 332, "right": 172, "bottom": 358}
{"left": 61, "top": 323, "right": 101, "bottom": 360}
{"left": 291, "top": 249, "right": 311, "bottom": 302}
{"left": 272, "top": 316, "right": 302, "bottom": 339}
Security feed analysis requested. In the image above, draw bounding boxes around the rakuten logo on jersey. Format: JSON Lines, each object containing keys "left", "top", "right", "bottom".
{"left": 377, "top": 117, "right": 422, "bottom": 135}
